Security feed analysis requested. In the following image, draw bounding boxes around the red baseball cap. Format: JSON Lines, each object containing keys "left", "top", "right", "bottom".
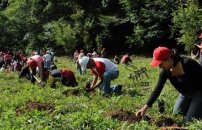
{"left": 150, "top": 47, "right": 172, "bottom": 67}
{"left": 199, "top": 33, "right": 202, "bottom": 39}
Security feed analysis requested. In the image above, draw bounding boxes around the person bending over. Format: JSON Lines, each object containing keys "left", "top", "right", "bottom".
{"left": 136, "top": 46, "right": 202, "bottom": 121}
{"left": 27, "top": 54, "right": 45, "bottom": 84}
{"left": 79, "top": 56, "right": 122, "bottom": 95}
{"left": 48, "top": 65, "right": 78, "bottom": 88}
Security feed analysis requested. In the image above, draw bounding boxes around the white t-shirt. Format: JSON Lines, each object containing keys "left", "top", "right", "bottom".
{"left": 93, "top": 58, "right": 118, "bottom": 72}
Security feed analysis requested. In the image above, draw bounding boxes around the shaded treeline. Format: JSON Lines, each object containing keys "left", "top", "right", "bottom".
{"left": 0, "top": 0, "right": 202, "bottom": 55}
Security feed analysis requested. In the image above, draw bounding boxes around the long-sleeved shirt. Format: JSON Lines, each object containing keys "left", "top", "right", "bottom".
{"left": 147, "top": 57, "right": 202, "bottom": 107}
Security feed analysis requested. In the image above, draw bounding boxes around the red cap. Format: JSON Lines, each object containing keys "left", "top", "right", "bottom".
{"left": 150, "top": 47, "right": 172, "bottom": 67}
{"left": 199, "top": 33, "right": 202, "bottom": 39}
{"left": 27, "top": 59, "right": 37, "bottom": 69}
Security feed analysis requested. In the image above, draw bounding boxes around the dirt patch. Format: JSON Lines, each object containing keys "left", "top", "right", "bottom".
{"left": 104, "top": 109, "right": 184, "bottom": 129}
{"left": 104, "top": 109, "right": 150, "bottom": 123}
{"left": 154, "top": 116, "right": 175, "bottom": 127}
{"left": 154, "top": 116, "right": 185, "bottom": 129}
{"left": 62, "top": 89, "right": 80, "bottom": 96}
{"left": 84, "top": 82, "right": 95, "bottom": 93}
{"left": 160, "top": 126, "right": 188, "bottom": 130}
{"left": 16, "top": 100, "right": 55, "bottom": 116}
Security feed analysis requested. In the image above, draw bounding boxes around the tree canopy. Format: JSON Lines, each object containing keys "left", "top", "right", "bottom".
{"left": 0, "top": 0, "right": 202, "bottom": 54}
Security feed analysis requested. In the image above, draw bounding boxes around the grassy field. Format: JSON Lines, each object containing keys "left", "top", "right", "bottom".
{"left": 0, "top": 56, "right": 202, "bottom": 130}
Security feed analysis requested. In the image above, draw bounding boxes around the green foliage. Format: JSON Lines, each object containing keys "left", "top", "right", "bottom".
{"left": 187, "top": 120, "right": 202, "bottom": 130}
{"left": 172, "top": 0, "right": 202, "bottom": 51}
{"left": 1, "top": 56, "right": 202, "bottom": 129}
{"left": 1, "top": 0, "right": 202, "bottom": 53}
{"left": 48, "top": 19, "right": 77, "bottom": 51}
{"left": 119, "top": 0, "right": 179, "bottom": 50}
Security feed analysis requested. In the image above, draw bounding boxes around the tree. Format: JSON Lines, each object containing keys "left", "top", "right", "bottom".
{"left": 172, "top": 0, "right": 202, "bottom": 52}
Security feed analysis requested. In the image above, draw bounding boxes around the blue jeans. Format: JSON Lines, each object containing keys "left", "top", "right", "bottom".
{"left": 173, "top": 92, "right": 202, "bottom": 121}
{"left": 44, "top": 60, "right": 52, "bottom": 69}
{"left": 99, "top": 70, "right": 120, "bottom": 94}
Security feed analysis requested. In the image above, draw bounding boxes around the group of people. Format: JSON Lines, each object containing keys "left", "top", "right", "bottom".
{"left": 0, "top": 51, "right": 27, "bottom": 72}
{"left": 18, "top": 50, "right": 78, "bottom": 88}
{"left": 2, "top": 36, "right": 202, "bottom": 122}
{"left": 74, "top": 45, "right": 202, "bottom": 121}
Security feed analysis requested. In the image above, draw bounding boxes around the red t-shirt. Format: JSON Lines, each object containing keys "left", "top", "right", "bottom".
{"left": 91, "top": 61, "right": 105, "bottom": 79}
{"left": 60, "top": 69, "right": 76, "bottom": 83}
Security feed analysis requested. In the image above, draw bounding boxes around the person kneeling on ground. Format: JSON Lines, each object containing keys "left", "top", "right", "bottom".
{"left": 121, "top": 53, "right": 132, "bottom": 65}
{"left": 136, "top": 46, "right": 202, "bottom": 122}
{"left": 47, "top": 65, "right": 78, "bottom": 88}
{"left": 79, "top": 56, "right": 122, "bottom": 95}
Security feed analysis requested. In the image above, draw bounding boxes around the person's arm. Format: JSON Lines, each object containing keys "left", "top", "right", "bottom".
{"left": 136, "top": 70, "right": 168, "bottom": 117}
{"left": 90, "top": 68, "right": 99, "bottom": 88}
{"left": 91, "top": 79, "right": 102, "bottom": 90}
{"left": 136, "top": 105, "right": 150, "bottom": 118}
{"left": 29, "top": 66, "right": 33, "bottom": 75}
{"left": 195, "top": 44, "right": 202, "bottom": 49}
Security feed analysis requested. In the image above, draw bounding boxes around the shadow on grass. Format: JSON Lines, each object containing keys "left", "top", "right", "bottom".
{"left": 124, "top": 89, "right": 144, "bottom": 97}
{"left": 0, "top": 76, "right": 15, "bottom": 80}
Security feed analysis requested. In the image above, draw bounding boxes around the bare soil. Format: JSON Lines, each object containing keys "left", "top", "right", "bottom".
{"left": 62, "top": 89, "right": 80, "bottom": 96}
{"left": 104, "top": 109, "right": 184, "bottom": 128}
{"left": 16, "top": 100, "right": 55, "bottom": 116}
{"left": 104, "top": 109, "right": 150, "bottom": 123}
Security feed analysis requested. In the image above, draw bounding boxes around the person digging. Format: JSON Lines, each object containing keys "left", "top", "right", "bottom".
{"left": 19, "top": 65, "right": 49, "bottom": 86}
{"left": 27, "top": 55, "right": 46, "bottom": 86}
{"left": 47, "top": 65, "right": 78, "bottom": 88}
{"left": 136, "top": 46, "right": 202, "bottom": 122}
{"left": 79, "top": 56, "right": 122, "bottom": 95}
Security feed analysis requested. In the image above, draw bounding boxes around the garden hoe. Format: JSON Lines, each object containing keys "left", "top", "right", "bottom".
{"left": 33, "top": 75, "right": 41, "bottom": 83}
{"left": 33, "top": 75, "right": 46, "bottom": 87}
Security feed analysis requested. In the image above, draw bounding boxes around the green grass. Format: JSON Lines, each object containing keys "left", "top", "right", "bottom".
{"left": 0, "top": 56, "right": 201, "bottom": 130}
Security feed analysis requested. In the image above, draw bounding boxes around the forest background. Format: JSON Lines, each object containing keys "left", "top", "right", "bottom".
{"left": 0, "top": 0, "right": 202, "bottom": 55}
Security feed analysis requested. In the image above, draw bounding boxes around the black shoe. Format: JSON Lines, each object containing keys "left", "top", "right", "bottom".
{"left": 118, "top": 85, "right": 122, "bottom": 91}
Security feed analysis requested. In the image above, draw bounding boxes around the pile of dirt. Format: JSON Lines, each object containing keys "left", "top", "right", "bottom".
{"left": 155, "top": 116, "right": 175, "bottom": 127}
{"left": 62, "top": 89, "right": 80, "bottom": 96}
{"left": 16, "top": 100, "right": 55, "bottom": 116}
{"left": 160, "top": 126, "right": 188, "bottom": 130}
{"left": 104, "top": 109, "right": 150, "bottom": 123}
{"left": 154, "top": 116, "right": 187, "bottom": 130}
{"left": 104, "top": 110, "right": 186, "bottom": 129}
{"left": 84, "top": 82, "right": 96, "bottom": 93}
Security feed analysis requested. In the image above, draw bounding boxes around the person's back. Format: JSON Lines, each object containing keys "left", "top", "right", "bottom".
{"left": 60, "top": 69, "right": 78, "bottom": 87}
{"left": 93, "top": 57, "right": 118, "bottom": 72}
{"left": 121, "top": 54, "right": 132, "bottom": 64}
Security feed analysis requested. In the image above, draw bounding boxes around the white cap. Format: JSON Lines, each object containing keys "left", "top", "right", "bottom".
{"left": 78, "top": 56, "right": 90, "bottom": 71}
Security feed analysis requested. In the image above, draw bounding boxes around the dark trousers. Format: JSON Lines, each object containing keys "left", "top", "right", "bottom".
{"left": 173, "top": 92, "right": 202, "bottom": 121}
